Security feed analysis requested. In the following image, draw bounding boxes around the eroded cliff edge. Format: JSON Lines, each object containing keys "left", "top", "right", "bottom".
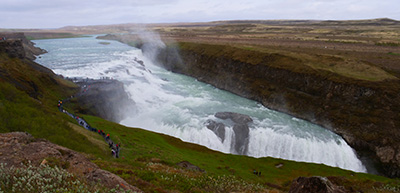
{"left": 156, "top": 42, "right": 400, "bottom": 177}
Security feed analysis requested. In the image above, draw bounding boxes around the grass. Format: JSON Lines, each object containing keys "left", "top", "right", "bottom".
{"left": 74, "top": 114, "right": 398, "bottom": 192}
{"left": 25, "top": 33, "right": 84, "bottom": 40}
{"left": 179, "top": 42, "right": 397, "bottom": 82}
{"left": 0, "top": 52, "right": 104, "bottom": 156}
{"left": 375, "top": 42, "right": 400, "bottom": 47}
{"left": 388, "top": 52, "right": 400, "bottom": 56}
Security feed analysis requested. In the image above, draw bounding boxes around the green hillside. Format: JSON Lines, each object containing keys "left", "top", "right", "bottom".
{"left": 0, "top": 51, "right": 102, "bottom": 154}
{"left": 0, "top": 39, "right": 399, "bottom": 192}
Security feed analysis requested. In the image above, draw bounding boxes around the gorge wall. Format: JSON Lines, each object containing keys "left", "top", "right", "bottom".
{"left": 156, "top": 42, "right": 400, "bottom": 177}
{"left": 71, "top": 79, "right": 136, "bottom": 123}
{"left": 0, "top": 32, "right": 46, "bottom": 60}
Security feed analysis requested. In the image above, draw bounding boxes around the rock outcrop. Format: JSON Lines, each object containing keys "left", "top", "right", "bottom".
{"left": 176, "top": 161, "right": 205, "bottom": 172}
{"left": 0, "top": 32, "right": 46, "bottom": 60}
{"left": 205, "top": 120, "right": 226, "bottom": 142}
{"left": 215, "top": 112, "right": 253, "bottom": 124}
{"left": 156, "top": 42, "right": 400, "bottom": 177}
{"left": 72, "top": 79, "right": 136, "bottom": 123}
{"left": 208, "top": 112, "right": 253, "bottom": 155}
{"left": 232, "top": 123, "right": 250, "bottom": 155}
{"left": 289, "top": 176, "right": 347, "bottom": 193}
{"left": 0, "top": 39, "right": 26, "bottom": 59}
{"left": 0, "top": 132, "right": 142, "bottom": 192}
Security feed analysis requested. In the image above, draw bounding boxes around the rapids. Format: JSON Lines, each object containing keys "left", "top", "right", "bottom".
{"left": 34, "top": 35, "right": 366, "bottom": 173}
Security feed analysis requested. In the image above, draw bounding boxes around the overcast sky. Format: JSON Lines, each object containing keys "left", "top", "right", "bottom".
{"left": 1, "top": 0, "right": 399, "bottom": 29}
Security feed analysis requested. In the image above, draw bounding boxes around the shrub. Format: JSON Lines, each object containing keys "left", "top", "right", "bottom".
{"left": 0, "top": 162, "right": 134, "bottom": 193}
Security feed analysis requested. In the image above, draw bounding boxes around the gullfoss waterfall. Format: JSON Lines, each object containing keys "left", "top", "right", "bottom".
{"left": 34, "top": 35, "right": 367, "bottom": 173}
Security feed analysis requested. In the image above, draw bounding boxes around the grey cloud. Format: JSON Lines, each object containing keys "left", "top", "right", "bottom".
{"left": 1, "top": 0, "right": 399, "bottom": 28}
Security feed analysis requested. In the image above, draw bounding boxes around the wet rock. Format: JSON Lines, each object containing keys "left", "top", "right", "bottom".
{"left": 233, "top": 124, "right": 250, "bottom": 155}
{"left": 215, "top": 112, "right": 253, "bottom": 124}
{"left": 376, "top": 146, "right": 395, "bottom": 163}
{"left": 214, "top": 112, "right": 252, "bottom": 155}
{"left": 74, "top": 79, "right": 136, "bottom": 123}
{"left": 289, "top": 176, "right": 347, "bottom": 193}
{"left": 205, "top": 120, "right": 226, "bottom": 142}
{"left": 0, "top": 132, "right": 142, "bottom": 192}
{"left": 376, "top": 146, "right": 400, "bottom": 177}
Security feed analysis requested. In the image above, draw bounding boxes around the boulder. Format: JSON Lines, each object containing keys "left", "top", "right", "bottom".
{"left": 233, "top": 124, "right": 250, "bottom": 155}
{"left": 215, "top": 112, "right": 253, "bottom": 124}
{"left": 289, "top": 176, "right": 347, "bottom": 193}
{"left": 176, "top": 161, "right": 205, "bottom": 172}
{"left": 205, "top": 120, "right": 226, "bottom": 142}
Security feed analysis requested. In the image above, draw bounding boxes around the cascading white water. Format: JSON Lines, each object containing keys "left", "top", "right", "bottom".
{"left": 34, "top": 35, "right": 367, "bottom": 173}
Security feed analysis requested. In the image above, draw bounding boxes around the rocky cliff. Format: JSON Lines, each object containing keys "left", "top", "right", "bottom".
{"left": 156, "top": 42, "right": 400, "bottom": 178}
{"left": 0, "top": 34, "right": 61, "bottom": 100}
{"left": 0, "top": 32, "right": 46, "bottom": 60}
{"left": 71, "top": 79, "right": 136, "bottom": 123}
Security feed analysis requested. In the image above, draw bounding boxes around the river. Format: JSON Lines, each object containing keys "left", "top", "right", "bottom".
{"left": 34, "top": 35, "right": 366, "bottom": 173}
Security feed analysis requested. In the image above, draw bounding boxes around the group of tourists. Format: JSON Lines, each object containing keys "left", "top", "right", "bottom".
{"left": 57, "top": 95, "right": 121, "bottom": 158}
{"left": 253, "top": 169, "right": 262, "bottom": 176}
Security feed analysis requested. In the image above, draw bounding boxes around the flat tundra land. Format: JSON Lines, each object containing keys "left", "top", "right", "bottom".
{"left": 154, "top": 19, "right": 400, "bottom": 80}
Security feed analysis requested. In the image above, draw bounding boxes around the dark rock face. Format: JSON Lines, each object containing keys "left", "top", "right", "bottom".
{"left": 0, "top": 132, "right": 142, "bottom": 192}
{"left": 232, "top": 124, "right": 250, "bottom": 155}
{"left": 156, "top": 43, "right": 400, "bottom": 177}
{"left": 205, "top": 120, "right": 226, "bottom": 142}
{"left": 0, "top": 40, "right": 26, "bottom": 59}
{"left": 289, "top": 176, "right": 347, "bottom": 193}
{"left": 0, "top": 32, "right": 46, "bottom": 60}
{"left": 74, "top": 79, "right": 136, "bottom": 123}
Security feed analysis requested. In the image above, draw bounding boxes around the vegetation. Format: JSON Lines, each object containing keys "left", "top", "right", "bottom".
{"left": 0, "top": 53, "right": 105, "bottom": 156}
{"left": 178, "top": 42, "right": 397, "bottom": 82}
{"left": 71, "top": 114, "right": 398, "bottom": 192}
{"left": 25, "top": 32, "right": 84, "bottom": 40}
{"left": 0, "top": 162, "right": 132, "bottom": 193}
{"left": 375, "top": 42, "right": 400, "bottom": 47}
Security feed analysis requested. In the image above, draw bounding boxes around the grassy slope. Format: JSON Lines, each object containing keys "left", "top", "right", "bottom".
{"left": 0, "top": 53, "right": 102, "bottom": 155}
{"left": 1, "top": 44, "right": 399, "bottom": 192}
{"left": 80, "top": 115, "right": 399, "bottom": 192}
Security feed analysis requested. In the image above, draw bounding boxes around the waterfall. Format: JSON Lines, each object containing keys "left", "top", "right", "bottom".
{"left": 34, "top": 35, "right": 367, "bottom": 173}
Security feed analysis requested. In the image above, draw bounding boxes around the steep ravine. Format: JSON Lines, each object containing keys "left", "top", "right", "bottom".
{"left": 155, "top": 42, "right": 400, "bottom": 178}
